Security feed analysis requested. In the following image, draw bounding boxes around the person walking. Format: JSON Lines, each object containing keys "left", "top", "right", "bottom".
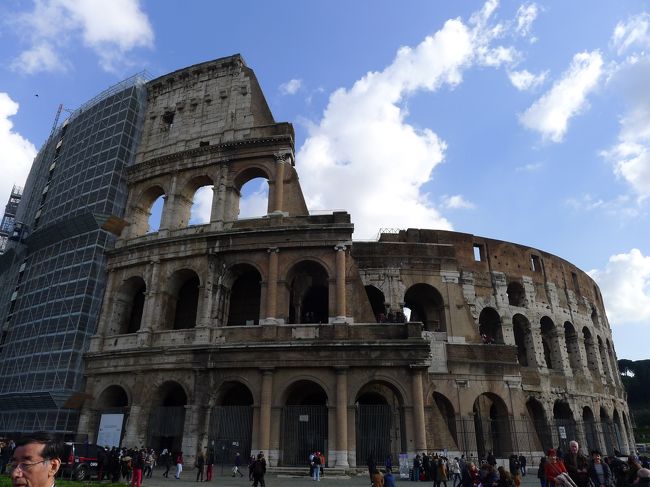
{"left": 205, "top": 448, "right": 214, "bottom": 481}
{"left": 195, "top": 450, "right": 205, "bottom": 482}
{"left": 175, "top": 451, "right": 184, "bottom": 479}
{"left": 252, "top": 452, "right": 266, "bottom": 487}
{"left": 232, "top": 452, "right": 244, "bottom": 478}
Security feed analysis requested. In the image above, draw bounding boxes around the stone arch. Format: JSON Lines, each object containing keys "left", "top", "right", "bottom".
{"left": 96, "top": 384, "right": 130, "bottom": 410}
{"left": 553, "top": 400, "right": 576, "bottom": 451}
{"left": 564, "top": 321, "right": 582, "bottom": 374}
{"left": 431, "top": 392, "right": 458, "bottom": 449}
{"left": 355, "top": 380, "right": 406, "bottom": 467}
{"left": 165, "top": 268, "right": 200, "bottom": 330}
{"left": 473, "top": 392, "right": 512, "bottom": 458}
{"left": 280, "top": 380, "right": 329, "bottom": 466}
{"left": 225, "top": 263, "right": 262, "bottom": 326}
{"left": 583, "top": 406, "right": 598, "bottom": 453}
{"left": 365, "top": 285, "right": 386, "bottom": 322}
{"left": 147, "top": 381, "right": 188, "bottom": 453}
{"left": 597, "top": 336, "right": 611, "bottom": 381}
{"left": 540, "top": 316, "right": 562, "bottom": 370}
{"left": 507, "top": 281, "right": 526, "bottom": 307}
{"left": 513, "top": 314, "right": 536, "bottom": 367}
{"left": 612, "top": 409, "right": 625, "bottom": 454}
{"left": 231, "top": 166, "right": 272, "bottom": 220}
{"left": 178, "top": 174, "right": 214, "bottom": 227}
{"left": 110, "top": 276, "right": 146, "bottom": 335}
{"left": 591, "top": 307, "right": 599, "bottom": 328}
{"left": 286, "top": 260, "right": 330, "bottom": 324}
{"left": 478, "top": 307, "right": 503, "bottom": 344}
{"left": 403, "top": 283, "right": 446, "bottom": 332}
{"left": 600, "top": 406, "right": 616, "bottom": 455}
{"left": 606, "top": 340, "right": 617, "bottom": 383}
{"left": 526, "top": 397, "right": 552, "bottom": 452}
{"left": 209, "top": 381, "right": 254, "bottom": 464}
{"left": 130, "top": 185, "right": 167, "bottom": 237}
{"left": 582, "top": 327, "right": 599, "bottom": 373}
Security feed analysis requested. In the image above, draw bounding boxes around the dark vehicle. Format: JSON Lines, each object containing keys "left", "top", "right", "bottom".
{"left": 59, "top": 443, "right": 99, "bottom": 481}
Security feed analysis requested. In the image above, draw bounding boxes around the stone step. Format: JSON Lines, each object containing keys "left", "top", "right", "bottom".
{"left": 267, "top": 466, "right": 367, "bottom": 477}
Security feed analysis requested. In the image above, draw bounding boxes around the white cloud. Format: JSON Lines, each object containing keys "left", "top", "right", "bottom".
{"left": 279, "top": 79, "right": 302, "bottom": 95}
{"left": 611, "top": 13, "right": 650, "bottom": 56}
{"left": 515, "top": 162, "right": 543, "bottom": 172}
{"left": 565, "top": 194, "right": 641, "bottom": 218}
{"left": 297, "top": 2, "right": 519, "bottom": 238}
{"left": 189, "top": 185, "right": 213, "bottom": 225}
{"left": 601, "top": 59, "right": 650, "bottom": 198}
{"left": 0, "top": 93, "right": 37, "bottom": 214}
{"left": 515, "top": 3, "right": 539, "bottom": 38}
{"left": 519, "top": 50, "right": 603, "bottom": 142}
{"left": 589, "top": 249, "right": 650, "bottom": 325}
{"left": 239, "top": 179, "right": 269, "bottom": 218}
{"left": 11, "top": 0, "right": 154, "bottom": 74}
{"left": 508, "top": 69, "right": 547, "bottom": 91}
{"left": 442, "top": 195, "right": 475, "bottom": 210}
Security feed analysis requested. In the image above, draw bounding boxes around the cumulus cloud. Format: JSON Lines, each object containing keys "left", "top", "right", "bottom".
{"left": 442, "top": 195, "right": 475, "bottom": 210}
{"left": 601, "top": 59, "right": 650, "bottom": 198}
{"left": 508, "top": 69, "right": 547, "bottom": 91}
{"left": 189, "top": 185, "right": 213, "bottom": 225}
{"left": 279, "top": 79, "right": 302, "bottom": 95}
{"left": 519, "top": 51, "right": 603, "bottom": 142}
{"left": 10, "top": 0, "right": 154, "bottom": 74}
{"left": 238, "top": 179, "right": 269, "bottom": 218}
{"left": 515, "top": 3, "right": 539, "bottom": 38}
{"left": 297, "top": 1, "right": 519, "bottom": 238}
{"left": 589, "top": 249, "right": 650, "bottom": 325}
{"left": 611, "top": 13, "right": 650, "bottom": 55}
{"left": 0, "top": 93, "right": 37, "bottom": 214}
{"left": 565, "top": 194, "right": 641, "bottom": 218}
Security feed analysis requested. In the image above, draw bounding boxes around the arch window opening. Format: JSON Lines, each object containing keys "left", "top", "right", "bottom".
{"left": 210, "top": 383, "right": 254, "bottom": 465}
{"left": 432, "top": 393, "right": 458, "bottom": 449}
{"left": 111, "top": 277, "right": 146, "bottom": 335}
{"left": 473, "top": 393, "right": 512, "bottom": 458}
{"left": 148, "top": 195, "right": 165, "bottom": 233}
{"left": 281, "top": 381, "right": 328, "bottom": 466}
{"left": 513, "top": 314, "right": 535, "bottom": 367}
{"left": 564, "top": 322, "right": 582, "bottom": 374}
{"left": 598, "top": 337, "right": 612, "bottom": 381}
{"left": 287, "top": 261, "right": 329, "bottom": 324}
{"left": 166, "top": 270, "right": 200, "bottom": 330}
{"left": 403, "top": 283, "right": 445, "bottom": 332}
{"left": 356, "top": 383, "right": 404, "bottom": 467}
{"left": 189, "top": 184, "right": 213, "bottom": 225}
{"left": 506, "top": 282, "right": 526, "bottom": 307}
{"left": 227, "top": 267, "right": 262, "bottom": 326}
{"left": 238, "top": 177, "right": 269, "bottom": 219}
{"left": 478, "top": 307, "right": 503, "bottom": 344}
{"left": 147, "top": 382, "right": 187, "bottom": 453}
{"left": 364, "top": 285, "right": 387, "bottom": 323}
{"left": 583, "top": 328, "right": 599, "bottom": 373}
{"left": 540, "top": 317, "right": 561, "bottom": 370}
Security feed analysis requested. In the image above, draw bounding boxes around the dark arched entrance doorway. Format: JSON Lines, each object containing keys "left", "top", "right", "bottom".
{"left": 287, "top": 261, "right": 329, "bottom": 324}
{"left": 148, "top": 382, "right": 187, "bottom": 453}
{"left": 209, "top": 382, "right": 254, "bottom": 465}
{"left": 281, "top": 381, "right": 328, "bottom": 466}
{"left": 473, "top": 393, "right": 512, "bottom": 458}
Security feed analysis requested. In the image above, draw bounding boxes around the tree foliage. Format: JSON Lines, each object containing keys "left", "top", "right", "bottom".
{"left": 618, "top": 359, "right": 650, "bottom": 405}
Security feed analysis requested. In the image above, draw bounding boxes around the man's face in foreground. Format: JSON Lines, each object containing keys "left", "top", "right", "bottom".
{"left": 570, "top": 442, "right": 579, "bottom": 454}
{"left": 10, "top": 442, "right": 60, "bottom": 487}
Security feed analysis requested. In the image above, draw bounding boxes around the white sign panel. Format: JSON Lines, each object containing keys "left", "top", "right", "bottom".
{"left": 558, "top": 426, "right": 567, "bottom": 439}
{"left": 97, "top": 413, "right": 124, "bottom": 447}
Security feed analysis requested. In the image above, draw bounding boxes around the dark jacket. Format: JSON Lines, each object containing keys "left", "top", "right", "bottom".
{"left": 588, "top": 461, "right": 612, "bottom": 487}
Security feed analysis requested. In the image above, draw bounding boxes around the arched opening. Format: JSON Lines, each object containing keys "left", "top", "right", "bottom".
{"left": 526, "top": 397, "right": 552, "bottom": 452}
{"left": 540, "top": 317, "right": 561, "bottom": 370}
{"left": 210, "top": 382, "right": 254, "bottom": 465}
{"left": 607, "top": 340, "right": 618, "bottom": 385}
{"left": 131, "top": 185, "right": 166, "bottom": 236}
{"left": 513, "top": 314, "right": 536, "bottom": 367}
{"left": 507, "top": 281, "right": 526, "bottom": 307}
{"left": 226, "top": 265, "right": 262, "bottom": 326}
{"left": 432, "top": 392, "right": 458, "bottom": 448}
{"left": 613, "top": 410, "right": 625, "bottom": 454}
{"left": 478, "top": 307, "right": 503, "bottom": 344}
{"left": 356, "top": 382, "right": 405, "bottom": 467}
{"left": 173, "top": 175, "right": 214, "bottom": 228}
{"left": 189, "top": 184, "right": 214, "bottom": 226}
{"left": 287, "top": 261, "right": 329, "bottom": 324}
{"left": 582, "top": 327, "right": 599, "bottom": 373}
{"left": 473, "top": 393, "right": 512, "bottom": 458}
{"left": 591, "top": 307, "right": 599, "bottom": 327}
{"left": 403, "top": 283, "right": 446, "bottom": 332}
{"left": 110, "top": 276, "right": 146, "bottom": 335}
{"left": 166, "top": 269, "right": 200, "bottom": 330}
{"left": 553, "top": 401, "right": 576, "bottom": 451}
{"left": 600, "top": 407, "right": 616, "bottom": 455}
{"left": 95, "top": 385, "right": 129, "bottom": 447}
{"left": 598, "top": 336, "right": 611, "bottom": 381}
{"left": 583, "top": 407, "right": 598, "bottom": 453}
{"left": 281, "top": 381, "right": 328, "bottom": 466}
{"left": 564, "top": 322, "right": 582, "bottom": 374}
{"left": 148, "top": 381, "right": 187, "bottom": 453}
{"left": 232, "top": 168, "right": 271, "bottom": 221}
{"left": 238, "top": 177, "right": 270, "bottom": 219}
{"left": 365, "top": 285, "right": 386, "bottom": 323}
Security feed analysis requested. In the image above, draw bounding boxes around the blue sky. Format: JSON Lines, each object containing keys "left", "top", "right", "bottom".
{"left": 1, "top": 0, "right": 649, "bottom": 360}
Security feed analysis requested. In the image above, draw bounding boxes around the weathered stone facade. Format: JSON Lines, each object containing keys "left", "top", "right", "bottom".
{"left": 79, "top": 55, "right": 632, "bottom": 468}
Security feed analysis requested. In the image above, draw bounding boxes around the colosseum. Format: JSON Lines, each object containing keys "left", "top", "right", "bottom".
{"left": 79, "top": 55, "right": 633, "bottom": 468}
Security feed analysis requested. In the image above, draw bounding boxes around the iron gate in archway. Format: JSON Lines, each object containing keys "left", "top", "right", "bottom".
{"left": 209, "top": 406, "right": 253, "bottom": 464}
{"left": 281, "top": 405, "right": 328, "bottom": 466}
{"left": 356, "top": 404, "right": 394, "bottom": 465}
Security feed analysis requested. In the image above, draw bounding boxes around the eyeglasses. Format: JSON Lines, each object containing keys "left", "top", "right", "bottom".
{"left": 10, "top": 460, "right": 49, "bottom": 471}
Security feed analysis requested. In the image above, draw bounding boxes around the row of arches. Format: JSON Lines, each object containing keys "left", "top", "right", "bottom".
{"left": 94, "top": 380, "right": 631, "bottom": 464}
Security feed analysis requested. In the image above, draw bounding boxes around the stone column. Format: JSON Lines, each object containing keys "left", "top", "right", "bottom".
{"left": 123, "top": 405, "right": 144, "bottom": 447}
{"left": 272, "top": 154, "right": 286, "bottom": 213}
{"left": 335, "top": 245, "right": 346, "bottom": 319}
{"left": 411, "top": 367, "right": 427, "bottom": 452}
{"left": 259, "top": 368, "right": 274, "bottom": 455}
{"left": 264, "top": 248, "right": 279, "bottom": 321}
{"left": 335, "top": 367, "right": 349, "bottom": 467}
